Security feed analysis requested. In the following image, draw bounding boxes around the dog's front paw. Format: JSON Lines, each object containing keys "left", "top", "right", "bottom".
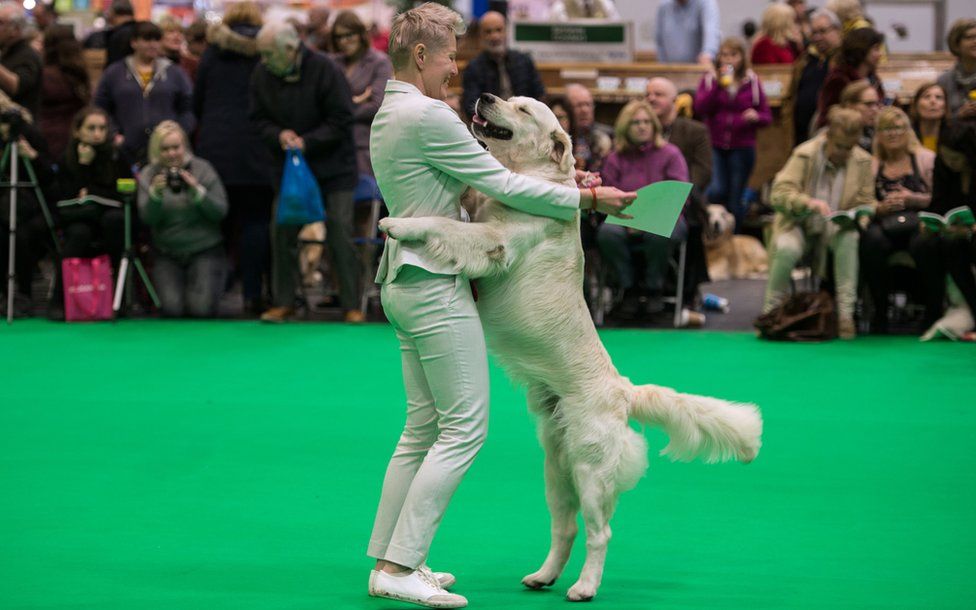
{"left": 378, "top": 218, "right": 427, "bottom": 242}
{"left": 566, "top": 581, "right": 597, "bottom": 602}
{"left": 522, "top": 570, "right": 558, "bottom": 590}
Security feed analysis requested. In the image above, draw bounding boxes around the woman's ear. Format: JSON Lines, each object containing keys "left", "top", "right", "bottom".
{"left": 413, "top": 43, "right": 426, "bottom": 70}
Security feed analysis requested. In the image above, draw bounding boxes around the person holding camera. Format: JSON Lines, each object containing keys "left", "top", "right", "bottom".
{"left": 137, "top": 120, "right": 227, "bottom": 318}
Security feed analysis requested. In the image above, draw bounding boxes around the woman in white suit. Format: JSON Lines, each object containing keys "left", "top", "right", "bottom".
{"left": 365, "top": 4, "right": 635, "bottom": 608}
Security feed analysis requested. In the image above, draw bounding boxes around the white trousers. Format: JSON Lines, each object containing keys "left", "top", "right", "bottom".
{"left": 367, "top": 266, "right": 489, "bottom": 569}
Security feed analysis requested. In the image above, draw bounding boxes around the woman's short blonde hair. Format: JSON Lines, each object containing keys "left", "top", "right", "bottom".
{"left": 826, "top": 106, "right": 863, "bottom": 138}
{"left": 839, "top": 79, "right": 874, "bottom": 106}
{"left": 947, "top": 18, "right": 976, "bottom": 58}
{"left": 872, "top": 106, "right": 920, "bottom": 161}
{"left": 223, "top": 1, "right": 262, "bottom": 28}
{"left": 614, "top": 99, "right": 665, "bottom": 152}
{"left": 388, "top": 2, "right": 466, "bottom": 71}
{"left": 148, "top": 120, "right": 191, "bottom": 165}
{"left": 759, "top": 3, "right": 796, "bottom": 46}
{"left": 825, "top": 0, "right": 863, "bottom": 26}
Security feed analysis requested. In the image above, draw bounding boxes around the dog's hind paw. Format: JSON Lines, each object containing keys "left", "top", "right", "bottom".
{"left": 522, "top": 571, "right": 557, "bottom": 590}
{"left": 566, "top": 581, "right": 596, "bottom": 602}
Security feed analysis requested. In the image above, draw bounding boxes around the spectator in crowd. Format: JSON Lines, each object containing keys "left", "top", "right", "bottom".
{"left": 194, "top": 1, "right": 273, "bottom": 316}
{"left": 694, "top": 36, "right": 772, "bottom": 230}
{"left": 137, "top": 120, "right": 228, "bottom": 318}
{"left": 94, "top": 21, "right": 195, "bottom": 165}
{"left": 762, "top": 107, "right": 874, "bottom": 340}
{"left": 785, "top": 8, "right": 843, "bottom": 146}
{"left": 0, "top": 101, "right": 54, "bottom": 317}
{"left": 0, "top": 2, "right": 42, "bottom": 117}
{"left": 566, "top": 83, "right": 612, "bottom": 172}
{"left": 839, "top": 79, "right": 880, "bottom": 152}
{"left": 860, "top": 107, "right": 934, "bottom": 333}
{"left": 331, "top": 10, "right": 392, "bottom": 177}
{"left": 910, "top": 82, "right": 947, "bottom": 153}
{"left": 39, "top": 24, "right": 90, "bottom": 161}
{"left": 655, "top": 0, "right": 720, "bottom": 65}
{"left": 815, "top": 27, "right": 884, "bottom": 128}
{"left": 51, "top": 106, "right": 130, "bottom": 319}
{"left": 159, "top": 16, "right": 199, "bottom": 80}
{"left": 461, "top": 11, "right": 544, "bottom": 119}
{"left": 32, "top": 1, "right": 58, "bottom": 31}
{"left": 250, "top": 21, "right": 361, "bottom": 323}
{"left": 646, "top": 76, "right": 712, "bottom": 294}
{"left": 84, "top": 0, "right": 137, "bottom": 67}
{"left": 596, "top": 99, "right": 689, "bottom": 315}
{"left": 936, "top": 18, "right": 976, "bottom": 119}
{"left": 751, "top": 2, "right": 802, "bottom": 65}
{"left": 305, "top": 5, "right": 331, "bottom": 53}
{"left": 548, "top": 0, "right": 620, "bottom": 20}
{"left": 185, "top": 20, "right": 208, "bottom": 59}
{"left": 825, "top": 0, "right": 871, "bottom": 33}
{"left": 786, "top": 0, "right": 812, "bottom": 45}
{"left": 547, "top": 95, "right": 576, "bottom": 144}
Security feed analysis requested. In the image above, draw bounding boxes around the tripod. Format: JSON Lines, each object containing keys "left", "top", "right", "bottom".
{"left": 3, "top": 138, "right": 60, "bottom": 325}
{"left": 113, "top": 178, "right": 160, "bottom": 314}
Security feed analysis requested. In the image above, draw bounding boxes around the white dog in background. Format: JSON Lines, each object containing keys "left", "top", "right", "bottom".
{"left": 703, "top": 204, "right": 769, "bottom": 281}
{"left": 380, "top": 94, "right": 763, "bottom": 602}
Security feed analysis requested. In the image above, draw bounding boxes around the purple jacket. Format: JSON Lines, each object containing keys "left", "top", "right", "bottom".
{"left": 694, "top": 71, "right": 772, "bottom": 150}
{"left": 601, "top": 141, "right": 689, "bottom": 192}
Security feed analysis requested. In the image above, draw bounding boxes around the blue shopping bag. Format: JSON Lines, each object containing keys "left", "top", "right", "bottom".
{"left": 276, "top": 149, "right": 325, "bottom": 225}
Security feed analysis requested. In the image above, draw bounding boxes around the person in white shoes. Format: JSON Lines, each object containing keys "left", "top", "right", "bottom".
{"left": 365, "top": 3, "right": 635, "bottom": 609}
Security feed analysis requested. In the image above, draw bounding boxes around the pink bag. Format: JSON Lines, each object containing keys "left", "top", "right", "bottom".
{"left": 62, "top": 255, "right": 115, "bottom": 322}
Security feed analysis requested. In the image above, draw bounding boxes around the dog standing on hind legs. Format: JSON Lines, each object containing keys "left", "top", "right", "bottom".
{"left": 380, "top": 93, "right": 763, "bottom": 601}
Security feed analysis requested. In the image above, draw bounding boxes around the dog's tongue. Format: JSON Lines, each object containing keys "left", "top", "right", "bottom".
{"left": 472, "top": 114, "right": 487, "bottom": 127}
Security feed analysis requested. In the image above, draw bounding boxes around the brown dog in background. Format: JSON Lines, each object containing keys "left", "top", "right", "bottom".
{"left": 703, "top": 204, "right": 769, "bottom": 281}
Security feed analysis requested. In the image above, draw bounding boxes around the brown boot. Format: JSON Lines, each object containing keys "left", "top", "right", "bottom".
{"left": 838, "top": 317, "right": 856, "bottom": 340}
{"left": 344, "top": 309, "right": 366, "bottom": 323}
{"left": 260, "top": 306, "right": 295, "bottom": 323}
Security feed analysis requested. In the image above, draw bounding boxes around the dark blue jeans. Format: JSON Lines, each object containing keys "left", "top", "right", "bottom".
{"left": 708, "top": 147, "right": 755, "bottom": 231}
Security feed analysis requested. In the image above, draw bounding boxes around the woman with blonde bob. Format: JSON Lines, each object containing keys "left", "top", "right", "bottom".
{"left": 137, "top": 120, "right": 228, "bottom": 318}
{"left": 859, "top": 106, "right": 935, "bottom": 333}
{"left": 751, "top": 2, "right": 802, "bottom": 65}
{"left": 366, "top": 3, "right": 634, "bottom": 608}
{"left": 596, "top": 100, "right": 689, "bottom": 311}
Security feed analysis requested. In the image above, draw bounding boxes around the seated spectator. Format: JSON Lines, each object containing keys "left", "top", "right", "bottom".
{"left": 94, "top": 21, "right": 195, "bottom": 166}
{"left": 762, "top": 107, "right": 875, "bottom": 339}
{"left": 839, "top": 79, "right": 880, "bottom": 151}
{"left": 548, "top": 0, "right": 620, "bottom": 20}
{"left": 0, "top": 101, "right": 55, "bottom": 317}
{"left": 566, "top": 83, "right": 613, "bottom": 172}
{"left": 784, "top": 8, "right": 843, "bottom": 146}
{"left": 751, "top": 2, "right": 802, "bottom": 65}
{"left": 860, "top": 107, "right": 934, "bottom": 333}
{"left": 825, "top": 0, "right": 872, "bottom": 33}
{"left": 137, "top": 120, "right": 227, "bottom": 318}
{"left": 596, "top": 100, "right": 689, "bottom": 315}
{"left": 547, "top": 96, "right": 577, "bottom": 144}
{"left": 655, "top": 0, "right": 720, "bottom": 65}
{"left": 462, "top": 11, "right": 544, "bottom": 119}
{"left": 694, "top": 36, "right": 772, "bottom": 230}
{"left": 0, "top": 2, "right": 42, "bottom": 117}
{"left": 194, "top": 0, "right": 273, "bottom": 316}
{"left": 39, "top": 25, "right": 90, "bottom": 161}
{"left": 815, "top": 27, "right": 884, "bottom": 128}
{"left": 936, "top": 18, "right": 976, "bottom": 120}
{"left": 910, "top": 82, "right": 947, "bottom": 153}
{"left": 331, "top": 10, "right": 392, "bottom": 177}
{"left": 50, "top": 107, "right": 130, "bottom": 318}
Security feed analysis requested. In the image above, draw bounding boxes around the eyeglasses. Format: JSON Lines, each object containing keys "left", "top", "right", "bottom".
{"left": 629, "top": 119, "right": 653, "bottom": 126}
{"left": 334, "top": 32, "right": 358, "bottom": 42}
{"left": 811, "top": 27, "right": 836, "bottom": 35}
{"left": 858, "top": 100, "right": 882, "bottom": 108}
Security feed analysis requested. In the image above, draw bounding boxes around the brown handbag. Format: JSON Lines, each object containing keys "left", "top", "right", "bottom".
{"left": 754, "top": 290, "right": 838, "bottom": 342}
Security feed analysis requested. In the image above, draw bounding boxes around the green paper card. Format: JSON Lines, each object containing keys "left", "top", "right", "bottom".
{"left": 605, "top": 180, "right": 692, "bottom": 237}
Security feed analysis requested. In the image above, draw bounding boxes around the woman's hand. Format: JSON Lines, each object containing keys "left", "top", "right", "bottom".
{"left": 279, "top": 129, "right": 304, "bottom": 151}
{"left": 585, "top": 186, "right": 636, "bottom": 218}
{"left": 78, "top": 188, "right": 88, "bottom": 198}
{"left": 352, "top": 87, "right": 373, "bottom": 105}
{"left": 77, "top": 143, "right": 95, "bottom": 165}
{"left": 575, "top": 170, "right": 602, "bottom": 188}
{"left": 957, "top": 101, "right": 976, "bottom": 119}
{"left": 879, "top": 186, "right": 912, "bottom": 213}
{"left": 17, "top": 137, "right": 37, "bottom": 160}
{"left": 742, "top": 108, "right": 759, "bottom": 123}
{"left": 150, "top": 173, "right": 167, "bottom": 199}
{"left": 178, "top": 168, "right": 200, "bottom": 191}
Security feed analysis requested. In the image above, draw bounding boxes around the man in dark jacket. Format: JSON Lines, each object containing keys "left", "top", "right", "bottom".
{"left": 250, "top": 22, "right": 361, "bottom": 323}
{"left": 0, "top": 2, "right": 42, "bottom": 117}
{"left": 784, "top": 8, "right": 842, "bottom": 146}
{"left": 461, "top": 11, "right": 545, "bottom": 119}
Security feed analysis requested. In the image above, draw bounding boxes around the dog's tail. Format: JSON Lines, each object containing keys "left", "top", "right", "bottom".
{"left": 628, "top": 384, "right": 762, "bottom": 464}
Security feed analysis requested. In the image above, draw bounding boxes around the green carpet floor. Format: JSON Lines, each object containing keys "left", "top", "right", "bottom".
{"left": 1, "top": 320, "right": 973, "bottom": 609}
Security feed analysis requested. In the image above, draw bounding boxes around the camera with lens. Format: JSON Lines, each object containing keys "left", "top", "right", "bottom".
{"left": 0, "top": 109, "right": 25, "bottom": 140}
{"left": 165, "top": 166, "right": 184, "bottom": 193}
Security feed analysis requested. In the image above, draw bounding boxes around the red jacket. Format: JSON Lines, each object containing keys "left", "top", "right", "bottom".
{"left": 751, "top": 36, "right": 798, "bottom": 65}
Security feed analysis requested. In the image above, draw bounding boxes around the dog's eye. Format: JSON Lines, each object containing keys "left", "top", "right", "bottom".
{"left": 519, "top": 107, "right": 531, "bottom": 115}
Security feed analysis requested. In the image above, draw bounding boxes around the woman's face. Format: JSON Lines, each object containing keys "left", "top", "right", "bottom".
{"left": 627, "top": 108, "right": 655, "bottom": 146}
{"left": 878, "top": 117, "right": 909, "bottom": 155}
{"left": 162, "top": 29, "right": 184, "bottom": 53}
{"left": 958, "top": 27, "right": 976, "bottom": 62}
{"left": 718, "top": 46, "right": 743, "bottom": 71}
{"left": 159, "top": 132, "right": 186, "bottom": 167}
{"left": 419, "top": 36, "right": 458, "bottom": 102}
{"left": 855, "top": 88, "right": 881, "bottom": 126}
{"left": 864, "top": 43, "right": 883, "bottom": 70}
{"left": 131, "top": 35, "right": 161, "bottom": 62}
{"left": 333, "top": 27, "right": 362, "bottom": 59}
{"left": 551, "top": 103, "right": 571, "bottom": 134}
{"left": 916, "top": 86, "right": 946, "bottom": 121}
{"left": 76, "top": 113, "right": 108, "bottom": 146}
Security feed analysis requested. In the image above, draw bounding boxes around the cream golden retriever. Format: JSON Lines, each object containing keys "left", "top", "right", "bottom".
{"left": 380, "top": 94, "right": 763, "bottom": 602}
{"left": 703, "top": 204, "right": 769, "bottom": 281}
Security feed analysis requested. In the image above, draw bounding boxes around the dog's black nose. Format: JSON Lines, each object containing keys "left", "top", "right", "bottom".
{"left": 479, "top": 93, "right": 495, "bottom": 105}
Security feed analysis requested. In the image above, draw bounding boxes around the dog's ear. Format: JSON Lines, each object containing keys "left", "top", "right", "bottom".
{"left": 550, "top": 130, "right": 574, "bottom": 173}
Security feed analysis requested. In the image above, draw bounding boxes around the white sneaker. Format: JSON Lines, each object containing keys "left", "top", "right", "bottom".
{"left": 368, "top": 569, "right": 467, "bottom": 608}
{"left": 419, "top": 564, "right": 456, "bottom": 590}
